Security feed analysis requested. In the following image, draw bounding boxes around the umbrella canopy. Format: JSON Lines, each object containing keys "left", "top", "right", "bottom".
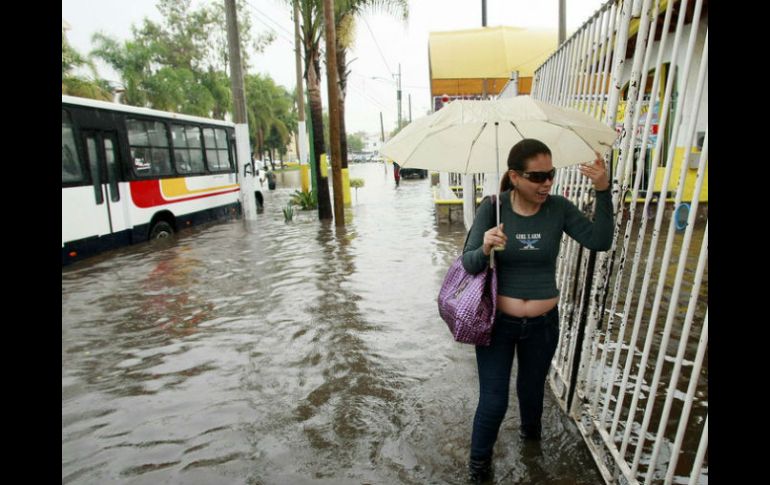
{"left": 380, "top": 95, "right": 618, "bottom": 173}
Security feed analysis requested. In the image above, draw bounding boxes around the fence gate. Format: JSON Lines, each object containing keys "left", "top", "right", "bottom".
{"left": 533, "top": 0, "right": 708, "bottom": 483}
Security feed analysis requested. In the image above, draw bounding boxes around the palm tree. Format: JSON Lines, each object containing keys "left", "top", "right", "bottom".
{"left": 295, "top": 0, "right": 332, "bottom": 220}
{"left": 62, "top": 29, "right": 112, "bottom": 101}
{"left": 90, "top": 33, "right": 154, "bottom": 107}
{"left": 334, "top": 1, "right": 408, "bottom": 172}
{"left": 245, "top": 74, "right": 294, "bottom": 168}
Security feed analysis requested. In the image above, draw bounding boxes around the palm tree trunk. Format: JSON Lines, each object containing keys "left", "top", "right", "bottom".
{"left": 307, "top": 49, "right": 332, "bottom": 220}
{"left": 257, "top": 129, "right": 265, "bottom": 163}
{"left": 336, "top": 44, "right": 349, "bottom": 170}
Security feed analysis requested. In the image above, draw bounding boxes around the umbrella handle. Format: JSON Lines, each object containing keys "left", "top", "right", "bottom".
{"left": 490, "top": 121, "right": 501, "bottom": 271}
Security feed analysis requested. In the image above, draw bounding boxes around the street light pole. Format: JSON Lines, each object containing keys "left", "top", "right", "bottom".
{"left": 224, "top": 0, "right": 257, "bottom": 221}
{"left": 293, "top": 0, "right": 310, "bottom": 194}
{"left": 396, "top": 63, "right": 402, "bottom": 130}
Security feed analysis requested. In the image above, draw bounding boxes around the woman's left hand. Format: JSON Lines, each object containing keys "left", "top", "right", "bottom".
{"left": 578, "top": 152, "right": 610, "bottom": 191}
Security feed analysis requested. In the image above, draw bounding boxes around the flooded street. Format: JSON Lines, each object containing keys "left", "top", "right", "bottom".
{"left": 62, "top": 162, "right": 607, "bottom": 484}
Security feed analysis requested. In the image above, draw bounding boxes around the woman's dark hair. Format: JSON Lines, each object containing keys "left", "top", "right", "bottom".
{"left": 499, "top": 138, "right": 552, "bottom": 192}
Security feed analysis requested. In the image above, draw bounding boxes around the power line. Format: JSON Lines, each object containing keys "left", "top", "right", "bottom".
{"left": 243, "top": 1, "right": 295, "bottom": 46}
{"left": 244, "top": 0, "right": 295, "bottom": 38}
{"left": 347, "top": 82, "right": 389, "bottom": 112}
{"left": 250, "top": 17, "right": 295, "bottom": 46}
{"left": 351, "top": 72, "right": 429, "bottom": 91}
{"left": 361, "top": 16, "right": 393, "bottom": 77}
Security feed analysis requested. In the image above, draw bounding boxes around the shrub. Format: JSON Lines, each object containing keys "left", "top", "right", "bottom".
{"left": 282, "top": 204, "right": 294, "bottom": 222}
{"left": 290, "top": 190, "right": 317, "bottom": 210}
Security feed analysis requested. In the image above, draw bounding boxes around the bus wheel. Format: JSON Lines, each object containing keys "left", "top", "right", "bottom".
{"left": 149, "top": 221, "right": 174, "bottom": 240}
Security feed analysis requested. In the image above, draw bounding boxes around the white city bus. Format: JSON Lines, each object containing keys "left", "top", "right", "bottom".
{"left": 62, "top": 95, "right": 244, "bottom": 264}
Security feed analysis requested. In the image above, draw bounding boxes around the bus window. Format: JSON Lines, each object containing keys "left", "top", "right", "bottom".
{"left": 151, "top": 147, "right": 172, "bottom": 175}
{"left": 172, "top": 124, "right": 205, "bottom": 174}
{"left": 85, "top": 137, "right": 104, "bottom": 204}
{"left": 215, "top": 128, "right": 233, "bottom": 171}
{"left": 62, "top": 110, "right": 83, "bottom": 184}
{"left": 104, "top": 137, "right": 120, "bottom": 202}
{"left": 203, "top": 127, "right": 232, "bottom": 172}
{"left": 131, "top": 147, "right": 151, "bottom": 173}
{"left": 127, "top": 118, "right": 173, "bottom": 176}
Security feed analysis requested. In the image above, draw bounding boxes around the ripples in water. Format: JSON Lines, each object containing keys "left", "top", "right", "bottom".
{"left": 63, "top": 163, "right": 604, "bottom": 484}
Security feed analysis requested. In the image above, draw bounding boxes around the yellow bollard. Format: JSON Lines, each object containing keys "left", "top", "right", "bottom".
{"left": 300, "top": 164, "right": 310, "bottom": 193}
{"left": 320, "top": 153, "right": 328, "bottom": 178}
{"left": 342, "top": 168, "right": 351, "bottom": 206}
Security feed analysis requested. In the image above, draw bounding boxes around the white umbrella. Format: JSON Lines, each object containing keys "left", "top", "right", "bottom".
{"left": 381, "top": 95, "right": 618, "bottom": 172}
{"left": 380, "top": 95, "right": 619, "bottom": 226}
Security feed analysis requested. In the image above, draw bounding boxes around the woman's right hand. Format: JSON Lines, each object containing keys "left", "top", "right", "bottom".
{"left": 482, "top": 223, "right": 507, "bottom": 255}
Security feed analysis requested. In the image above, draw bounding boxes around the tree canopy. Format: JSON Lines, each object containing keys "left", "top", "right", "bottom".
{"left": 62, "top": 29, "right": 112, "bottom": 101}
{"left": 64, "top": 0, "right": 295, "bottom": 161}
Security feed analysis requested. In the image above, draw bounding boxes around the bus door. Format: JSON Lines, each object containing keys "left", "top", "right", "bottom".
{"left": 82, "top": 130, "right": 130, "bottom": 238}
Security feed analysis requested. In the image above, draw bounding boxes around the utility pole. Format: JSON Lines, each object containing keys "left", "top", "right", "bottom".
{"left": 224, "top": 0, "right": 257, "bottom": 221}
{"left": 322, "top": 0, "right": 345, "bottom": 227}
{"left": 559, "top": 0, "right": 566, "bottom": 45}
{"left": 396, "top": 63, "right": 402, "bottom": 130}
{"left": 380, "top": 111, "right": 386, "bottom": 173}
{"left": 481, "top": 0, "right": 488, "bottom": 98}
{"left": 293, "top": 0, "right": 310, "bottom": 193}
{"left": 408, "top": 94, "right": 412, "bottom": 123}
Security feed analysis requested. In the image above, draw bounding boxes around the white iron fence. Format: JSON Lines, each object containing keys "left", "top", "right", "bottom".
{"left": 533, "top": 0, "right": 708, "bottom": 483}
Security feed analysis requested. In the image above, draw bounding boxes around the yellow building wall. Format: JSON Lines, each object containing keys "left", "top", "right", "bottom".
{"left": 653, "top": 147, "right": 708, "bottom": 202}
{"left": 431, "top": 77, "right": 533, "bottom": 96}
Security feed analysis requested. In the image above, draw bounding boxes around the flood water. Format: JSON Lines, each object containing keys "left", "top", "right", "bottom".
{"left": 62, "top": 162, "right": 611, "bottom": 484}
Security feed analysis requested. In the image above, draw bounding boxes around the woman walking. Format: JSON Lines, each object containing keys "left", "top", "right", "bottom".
{"left": 461, "top": 139, "right": 613, "bottom": 483}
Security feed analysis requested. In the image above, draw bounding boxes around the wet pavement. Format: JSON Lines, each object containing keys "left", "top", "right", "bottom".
{"left": 63, "top": 162, "right": 614, "bottom": 484}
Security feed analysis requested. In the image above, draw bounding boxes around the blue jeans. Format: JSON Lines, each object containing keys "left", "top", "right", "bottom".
{"left": 470, "top": 306, "right": 560, "bottom": 461}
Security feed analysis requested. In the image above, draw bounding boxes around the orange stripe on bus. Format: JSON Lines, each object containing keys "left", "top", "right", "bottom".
{"left": 130, "top": 180, "right": 240, "bottom": 208}
{"left": 160, "top": 178, "right": 239, "bottom": 198}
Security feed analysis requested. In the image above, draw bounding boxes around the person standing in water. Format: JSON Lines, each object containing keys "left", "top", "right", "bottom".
{"left": 393, "top": 161, "right": 401, "bottom": 187}
{"left": 461, "top": 139, "right": 613, "bottom": 483}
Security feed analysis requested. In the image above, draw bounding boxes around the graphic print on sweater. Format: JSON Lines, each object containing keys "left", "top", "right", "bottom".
{"left": 516, "top": 232, "right": 542, "bottom": 250}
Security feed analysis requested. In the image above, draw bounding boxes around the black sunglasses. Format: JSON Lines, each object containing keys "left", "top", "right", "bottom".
{"left": 514, "top": 168, "right": 556, "bottom": 183}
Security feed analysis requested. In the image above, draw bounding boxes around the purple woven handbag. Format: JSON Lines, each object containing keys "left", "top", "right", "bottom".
{"left": 437, "top": 195, "right": 498, "bottom": 346}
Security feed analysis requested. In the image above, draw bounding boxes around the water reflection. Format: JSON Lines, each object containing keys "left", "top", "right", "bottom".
{"left": 63, "top": 163, "right": 609, "bottom": 484}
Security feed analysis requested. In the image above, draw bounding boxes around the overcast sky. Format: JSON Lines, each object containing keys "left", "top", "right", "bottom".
{"left": 63, "top": 0, "right": 607, "bottom": 135}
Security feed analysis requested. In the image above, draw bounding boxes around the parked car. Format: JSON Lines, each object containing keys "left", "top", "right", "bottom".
{"left": 399, "top": 168, "right": 428, "bottom": 179}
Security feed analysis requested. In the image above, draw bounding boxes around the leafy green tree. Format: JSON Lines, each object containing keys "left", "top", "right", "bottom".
{"left": 199, "top": 69, "right": 232, "bottom": 120}
{"left": 68, "top": 0, "right": 299, "bottom": 198}
{"left": 90, "top": 32, "right": 154, "bottom": 107}
{"left": 347, "top": 132, "right": 365, "bottom": 152}
{"left": 265, "top": 82, "right": 297, "bottom": 165}
{"left": 62, "top": 29, "right": 112, "bottom": 101}
{"left": 245, "top": 73, "right": 295, "bottom": 169}
{"left": 90, "top": 0, "right": 273, "bottom": 118}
